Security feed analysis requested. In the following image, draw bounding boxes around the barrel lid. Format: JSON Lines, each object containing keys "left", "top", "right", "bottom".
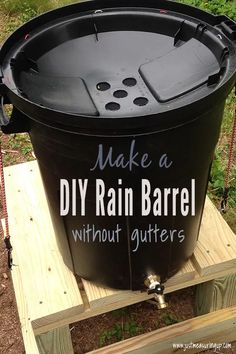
{"left": 0, "top": 0, "right": 235, "bottom": 127}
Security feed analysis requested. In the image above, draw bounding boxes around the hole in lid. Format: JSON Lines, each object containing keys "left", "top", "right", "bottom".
{"left": 133, "top": 97, "right": 149, "bottom": 106}
{"left": 123, "top": 78, "right": 137, "bottom": 87}
{"left": 105, "top": 102, "right": 120, "bottom": 111}
{"left": 96, "top": 82, "right": 111, "bottom": 91}
{"left": 113, "top": 90, "right": 128, "bottom": 98}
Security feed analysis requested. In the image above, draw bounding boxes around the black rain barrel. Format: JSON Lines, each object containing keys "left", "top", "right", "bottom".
{"left": 0, "top": 0, "right": 235, "bottom": 290}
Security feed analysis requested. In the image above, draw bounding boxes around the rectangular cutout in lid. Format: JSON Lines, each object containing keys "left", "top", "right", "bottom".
{"left": 19, "top": 72, "right": 98, "bottom": 116}
{"left": 139, "top": 38, "right": 220, "bottom": 102}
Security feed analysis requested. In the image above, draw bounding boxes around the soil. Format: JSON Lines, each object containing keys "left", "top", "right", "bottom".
{"left": 71, "top": 287, "right": 196, "bottom": 353}
{"left": 0, "top": 230, "right": 25, "bottom": 354}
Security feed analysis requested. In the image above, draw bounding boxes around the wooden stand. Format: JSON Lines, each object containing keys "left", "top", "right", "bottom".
{"left": 3, "top": 161, "right": 236, "bottom": 354}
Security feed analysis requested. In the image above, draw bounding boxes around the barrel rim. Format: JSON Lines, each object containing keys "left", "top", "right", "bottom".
{"left": 0, "top": 0, "right": 235, "bottom": 134}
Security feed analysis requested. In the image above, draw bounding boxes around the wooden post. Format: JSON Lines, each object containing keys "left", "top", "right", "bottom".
{"left": 36, "top": 326, "right": 74, "bottom": 354}
{"left": 195, "top": 274, "right": 236, "bottom": 315}
{"left": 4, "top": 161, "right": 236, "bottom": 353}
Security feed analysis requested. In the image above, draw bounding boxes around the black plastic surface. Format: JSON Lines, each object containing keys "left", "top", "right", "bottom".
{"left": 19, "top": 72, "right": 98, "bottom": 115}
{"left": 0, "top": 4, "right": 234, "bottom": 120}
{"left": 139, "top": 38, "right": 220, "bottom": 102}
{"left": 0, "top": 0, "right": 235, "bottom": 290}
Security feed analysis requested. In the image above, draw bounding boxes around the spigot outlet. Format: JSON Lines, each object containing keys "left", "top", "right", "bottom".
{"left": 144, "top": 275, "right": 168, "bottom": 309}
{"left": 153, "top": 294, "right": 168, "bottom": 309}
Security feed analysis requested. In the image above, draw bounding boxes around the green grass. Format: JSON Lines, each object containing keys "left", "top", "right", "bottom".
{"left": 179, "top": 0, "right": 236, "bottom": 229}
{"left": 99, "top": 308, "right": 142, "bottom": 347}
{"left": 208, "top": 89, "right": 236, "bottom": 231}
{"left": 178, "top": 0, "right": 236, "bottom": 20}
{"left": 2, "top": 0, "right": 236, "bottom": 19}
{"left": 161, "top": 313, "right": 182, "bottom": 326}
{"left": 99, "top": 320, "right": 141, "bottom": 347}
{"left": 2, "top": 0, "right": 77, "bottom": 15}
{"left": 0, "top": 0, "right": 79, "bottom": 42}
{"left": 209, "top": 91, "right": 236, "bottom": 209}
{"left": 2, "top": 133, "right": 34, "bottom": 166}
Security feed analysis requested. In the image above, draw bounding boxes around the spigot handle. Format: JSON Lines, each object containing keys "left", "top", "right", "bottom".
{"left": 147, "top": 284, "right": 165, "bottom": 295}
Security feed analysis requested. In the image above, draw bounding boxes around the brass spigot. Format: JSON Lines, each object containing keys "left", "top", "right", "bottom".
{"left": 145, "top": 275, "right": 168, "bottom": 309}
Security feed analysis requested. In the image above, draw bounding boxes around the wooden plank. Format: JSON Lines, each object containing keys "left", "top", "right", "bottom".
{"left": 196, "top": 273, "right": 236, "bottom": 315}
{"left": 36, "top": 327, "right": 74, "bottom": 354}
{"left": 32, "top": 266, "right": 236, "bottom": 336}
{"left": 89, "top": 306, "right": 236, "bottom": 354}
{"left": 82, "top": 197, "right": 236, "bottom": 309}
{"left": 192, "top": 197, "right": 236, "bottom": 276}
{"left": 82, "top": 281, "right": 130, "bottom": 309}
{"left": 4, "top": 162, "right": 84, "bottom": 328}
{"left": 82, "top": 260, "right": 196, "bottom": 309}
{"left": 5, "top": 161, "right": 236, "bottom": 337}
{"left": 7, "top": 236, "right": 40, "bottom": 354}
{"left": 165, "top": 260, "right": 196, "bottom": 287}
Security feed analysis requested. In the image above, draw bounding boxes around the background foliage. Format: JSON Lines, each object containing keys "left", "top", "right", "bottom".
{"left": 179, "top": 0, "right": 236, "bottom": 20}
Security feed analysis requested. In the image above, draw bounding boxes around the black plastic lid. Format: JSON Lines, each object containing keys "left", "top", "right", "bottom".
{"left": 0, "top": 0, "right": 235, "bottom": 133}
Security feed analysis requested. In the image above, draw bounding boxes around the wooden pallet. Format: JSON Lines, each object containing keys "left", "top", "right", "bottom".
{"left": 2, "top": 160, "right": 236, "bottom": 354}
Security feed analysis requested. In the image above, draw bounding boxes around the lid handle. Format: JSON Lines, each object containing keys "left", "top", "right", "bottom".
{"left": 215, "top": 16, "right": 236, "bottom": 41}
{"left": 0, "top": 96, "right": 30, "bottom": 134}
{"left": 0, "top": 96, "right": 10, "bottom": 126}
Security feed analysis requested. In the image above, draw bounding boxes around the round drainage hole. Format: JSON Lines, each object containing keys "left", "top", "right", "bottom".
{"left": 96, "top": 82, "right": 111, "bottom": 91}
{"left": 134, "top": 97, "right": 149, "bottom": 106}
{"left": 123, "top": 78, "right": 137, "bottom": 87}
{"left": 113, "top": 90, "right": 128, "bottom": 98}
{"left": 105, "top": 102, "right": 120, "bottom": 111}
